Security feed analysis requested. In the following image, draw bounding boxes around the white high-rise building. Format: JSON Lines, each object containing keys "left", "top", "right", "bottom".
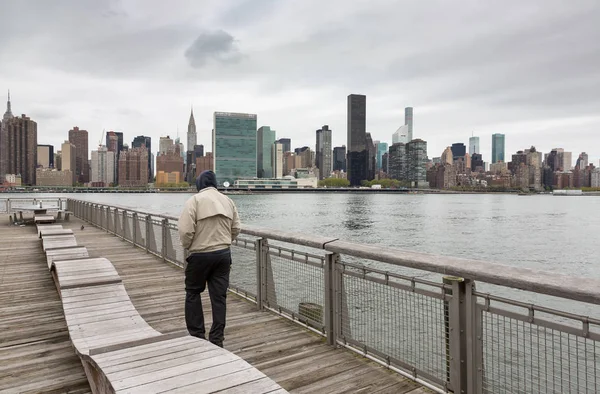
{"left": 272, "top": 142, "right": 283, "bottom": 178}
{"left": 469, "top": 136, "right": 480, "bottom": 155}
{"left": 159, "top": 136, "right": 173, "bottom": 155}
{"left": 91, "top": 146, "right": 116, "bottom": 186}
{"left": 393, "top": 124, "right": 410, "bottom": 144}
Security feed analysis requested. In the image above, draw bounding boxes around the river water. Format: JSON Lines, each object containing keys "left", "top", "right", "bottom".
{"left": 5, "top": 192, "right": 600, "bottom": 391}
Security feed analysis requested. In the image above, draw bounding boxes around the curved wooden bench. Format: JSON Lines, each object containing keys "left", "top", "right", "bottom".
{"left": 37, "top": 224, "right": 64, "bottom": 237}
{"left": 49, "top": 256, "right": 287, "bottom": 393}
{"left": 43, "top": 234, "right": 78, "bottom": 251}
{"left": 46, "top": 246, "right": 90, "bottom": 269}
{"left": 39, "top": 228, "right": 74, "bottom": 238}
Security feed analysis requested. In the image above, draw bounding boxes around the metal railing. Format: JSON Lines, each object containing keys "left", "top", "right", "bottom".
{"left": 0, "top": 197, "right": 67, "bottom": 214}
{"left": 66, "top": 199, "right": 600, "bottom": 394}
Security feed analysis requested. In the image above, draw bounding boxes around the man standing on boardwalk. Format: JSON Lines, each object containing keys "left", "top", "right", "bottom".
{"left": 178, "top": 170, "right": 241, "bottom": 347}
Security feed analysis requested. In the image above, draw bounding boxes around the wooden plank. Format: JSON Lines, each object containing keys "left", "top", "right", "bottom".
{"left": 37, "top": 224, "right": 63, "bottom": 236}
{"left": 163, "top": 368, "right": 269, "bottom": 394}
{"left": 40, "top": 229, "right": 74, "bottom": 238}
{"left": 88, "top": 331, "right": 190, "bottom": 356}
{"left": 114, "top": 357, "right": 246, "bottom": 392}
{"left": 92, "top": 337, "right": 193, "bottom": 364}
{"left": 44, "top": 238, "right": 78, "bottom": 251}
{"left": 209, "top": 376, "right": 282, "bottom": 394}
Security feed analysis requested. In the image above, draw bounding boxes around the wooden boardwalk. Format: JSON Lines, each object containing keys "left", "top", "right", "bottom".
{"left": 0, "top": 216, "right": 429, "bottom": 394}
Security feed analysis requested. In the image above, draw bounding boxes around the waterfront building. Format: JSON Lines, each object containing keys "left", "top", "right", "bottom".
{"left": 132, "top": 136, "right": 152, "bottom": 182}
{"left": 187, "top": 108, "right": 197, "bottom": 154}
{"left": 37, "top": 144, "right": 54, "bottom": 169}
{"left": 559, "top": 150, "right": 573, "bottom": 171}
{"left": 333, "top": 146, "right": 346, "bottom": 172}
{"left": 316, "top": 125, "right": 332, "bottom": 180}
{"left": 156, "top": 146, "right": 184, "bottom": 181}
{"left": 347, "top": 94, "right": 369, "bottom": 186}
{"left": 276, "top": 138, "right": 291, "bottom": 153}
{"left": 106, "top": 131, "right": 123, "bottom": 154}
{"left": 68, "top": 127, "right": 89, "bottom": 183}
{"left": 376, "top": 142, "right": 388, "bottom": 171}
{"left": 592, "top": 168, "right": 600, "bottom": 187}
{"left": 54, "top": 151, "right": 62, "bottom": 171}
{"left": 118, "top": 146, "right": 149, "bottom": 187}
{"left": 469, "top": 136, "right": 480, "bottom": 155}
{"left": 61, "top": 140, "right": 77, "bottom": 185}
{"left": 156, "top": 171, "right": 182, "bottom": 185}
{"left": 35, "top": 169, "right": 73, "bottom": 187}
{"left": 526, "top": 147, "right": 542, "bottom": 191}
{"left": 257, "top": 126, "right": 276, "bottom": 178}
{"left": 234, "top": 177, "right": 317, "bottom": 189}
{"left": 195, "top": 152, "right": 214, "bottom": 177}
{"left": 381, "top": 152, "right": 389, "bottom": 173}
{"left": 427, "top": 163, "right": 457, "bottom": 189}
{"left": 295, "top": 147, "right": 315, "bottom": 168}
{"left": 213, "top": 112, "right": 257, "bottom": 186}
{"left": 491, "top": 133, "right": 505, "bottom": 164}
{"left": 272, "top": 142, "right": 283, "bottom": 179}
{"left": 407, "top": 139, "right": 429, "bottom": 187}
{"left": 91, "top": 146, "right": 116, "bottom": 187}
{"left": 388, "top": 143, "right": 407, "bottom": 181}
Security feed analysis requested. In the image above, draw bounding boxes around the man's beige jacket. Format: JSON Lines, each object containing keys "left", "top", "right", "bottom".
{"left": 178, "top": 187, "right": 241, "bottom": 253}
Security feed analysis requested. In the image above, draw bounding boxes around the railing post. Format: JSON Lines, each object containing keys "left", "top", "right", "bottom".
{"left": 161, "top": 218, "right": 167, "bottom": 263}
{"left": 145, "top": 215, "right": 151, "bottom": 253}
{"left": 255, "top": 238, "right": 265, "bottom": 311}
{"left": 132, "top": 213, "right": 138, "bottom": 246}
{"left": 324, "top": 252, "right": 339, "bottom": 346}
{"left": 122, "top": 210, "right": 127, "bottom": 240}
{"left": 465, "top": 280, "right": 482, "bottom": 394}
{"left": 445, "top": 276, "right": 470, "bottom": 394}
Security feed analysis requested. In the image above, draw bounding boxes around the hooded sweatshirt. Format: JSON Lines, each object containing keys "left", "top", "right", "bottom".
{"left": 178, "top": 171, "right": 241, "bottom": 253}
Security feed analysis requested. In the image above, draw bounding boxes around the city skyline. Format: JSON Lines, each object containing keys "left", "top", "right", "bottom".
{"left": 0, "top": 2, "right": 598, "bottom": 166}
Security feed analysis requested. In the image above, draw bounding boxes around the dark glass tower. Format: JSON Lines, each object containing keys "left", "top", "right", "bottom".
{"left": 347, "top": 94, "right": 368, "bottom": 186}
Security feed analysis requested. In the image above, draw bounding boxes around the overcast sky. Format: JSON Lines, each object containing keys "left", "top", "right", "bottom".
{"left": 1, "top": 0, "right": 598, "bottom": 166}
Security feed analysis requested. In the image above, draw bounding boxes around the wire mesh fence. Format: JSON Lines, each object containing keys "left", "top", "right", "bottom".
{"left": 265, "top": 245, "right": 325, "bottom": 331}
{"left": 479, "top": 295, "right": 600, "bottom": 394}
{"left": 230, "top": 237, "right": 258, "bottom": 301}
{"left": 338, "top": 261, "right": 449, "bottom": 386}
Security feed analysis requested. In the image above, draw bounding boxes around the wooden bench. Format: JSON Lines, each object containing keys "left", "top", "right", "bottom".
{"left": 49, "top": 257, "right": 287, "bottom": 393}
{"left": 37, "top": 224, "right": 64, "bottom": 237}
{"left": 46, "top": 246, "right": 90, "bottom": 269}
{"left": 43, "top": 235, "right": 78, "bottom": 251}
{"left": 39, "top": 228, "right": 74, "bottom": 238}
{"left": 35, "top": 214, "right": 56, "bottom": 224}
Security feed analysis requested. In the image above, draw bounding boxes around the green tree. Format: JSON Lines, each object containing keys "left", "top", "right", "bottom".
{"left": 318, "top": 178, "right": 350, "bottom": 187}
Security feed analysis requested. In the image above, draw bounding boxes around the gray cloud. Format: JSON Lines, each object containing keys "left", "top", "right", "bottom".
{"left": 185, "top": 30, "right": 243, "bottom": 68}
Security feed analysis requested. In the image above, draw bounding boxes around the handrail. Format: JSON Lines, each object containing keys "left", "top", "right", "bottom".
{"left": 66, "top": 198, "right": 600, "bottom": 305}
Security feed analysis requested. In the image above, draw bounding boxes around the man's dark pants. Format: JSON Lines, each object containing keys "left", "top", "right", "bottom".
{"left": 185, "top": 248, "right": 231, "bottom": 347}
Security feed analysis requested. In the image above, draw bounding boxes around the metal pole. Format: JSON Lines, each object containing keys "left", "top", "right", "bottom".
{"left": 445, "top": 276, "right": 468, "bottom": 394}
{"left": 255, "top": 238, "right": 264, "bottom": 311}
{"left": 132, "top": 212, "right": 137, "bottom": 246}
{"left": 465, "top": 280, "right": 481, "bottom": 394}
{"left": 161, "top": 218, "right": 167, "bottom": 263}
{"left": 145, "top": 215, "right": 151, "bottom": 253}
{"left": 324, "top": 252, "right": 338, "bottom": 346}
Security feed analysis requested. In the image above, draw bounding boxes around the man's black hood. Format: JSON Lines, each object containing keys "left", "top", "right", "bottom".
{"left": 196, "top": 171, "right": 218, "bottom": 191}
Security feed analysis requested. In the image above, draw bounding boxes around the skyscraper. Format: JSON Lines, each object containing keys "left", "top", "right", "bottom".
{"left": 405, "top": 107, "right": 414, "bottom": 142}
{"left": 159, "top": 136, "right": 174, "bottom": 155}
{"left": 576, "top": 152, "right": 589, "bottom": 169}
{"left": 213, "top": 112, "right": 257, "bottom": 186}
{"left": 276, "top": 138, "right": 291, "bottom": 153}
{"left": 392, "top": 124, "right": 409, "bottom": 144}
{"left": 91, "top": 146, "right": 116, "bottom": 186}
{"left": 3, "top": 114, "right": 37, "bottom": 185}
{"left": 257, "top": 126, "right": 276, "bottom": 178}
{"left": 376, "top": 142, "right": 388, "bottom": 171}
{"left": 333, "top": 146, "right": 346, "bottom": 172}
{"left": 118, "top": 146, "right": 149, "bottom": 187}
{"left": 469, "top": 136, "right": 480, "bottom": 155}
{"left": 187, "top": 108, "right": 197, "bottom": 153}
{"left": 272, "top": 142, "right": 283, "bottom": 178}
{"left": 61, "top": 140, "right": 77, "bottom": 185}
{"left": 407, "top": 139, "right": 428, "bottom": 187}
{"left": 0, "top": 90, "right": 14, "bottom": 181}
{"left": 316, "top": 125, "right": 332, "bottom": 180}
{"left": 491, "top": 134, "right": 505, "bottom": 164}
{"left": 132, "top": 136, "right": 152, "bottom": 182}
{"left": 37, "top": 144, "right": 54, "bottom": 168}
{"left": 451, "top": 143, "right": 467, "bottom": 161}
{"left": 366, "top": 132, "right": 376, "bottom": 181}
{"left": 347, "top": 94, "right": 368, "bottom": 186}
{"left": 69, "top": 127, "right": 89, "bottom": 184}
{"left": 388, "top": 143, "right": 407, "bottom": 181}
